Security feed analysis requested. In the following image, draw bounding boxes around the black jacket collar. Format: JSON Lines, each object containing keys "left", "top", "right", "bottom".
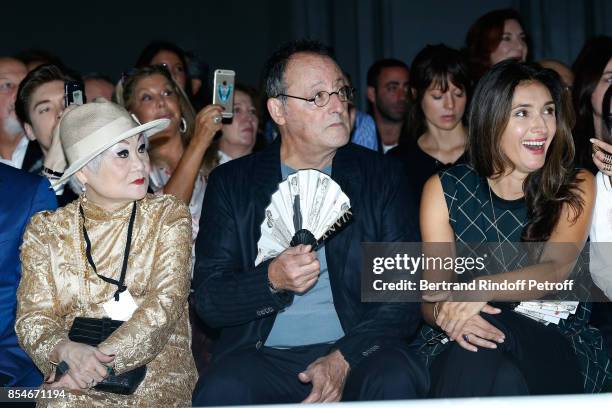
{"left": 252, "top": 136, "right": 360, "bottom": 196}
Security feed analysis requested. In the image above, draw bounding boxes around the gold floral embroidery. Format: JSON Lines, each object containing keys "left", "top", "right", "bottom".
{"left": 16, "top": 194, "right": 196, "bottom": 407}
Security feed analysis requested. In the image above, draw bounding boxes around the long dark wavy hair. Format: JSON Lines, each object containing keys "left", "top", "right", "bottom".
{"left": 572, "top": 36, "right": 612, "bottom": 172}
{"left": 468, "top": 60, "right": 583, "bottom": 241}
{"left": 399, "top": 44, "right": 471, "bottom": 145}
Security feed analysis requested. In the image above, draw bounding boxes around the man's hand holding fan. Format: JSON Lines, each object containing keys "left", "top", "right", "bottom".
{"left": 256, "top": 169, "right": 353, "bottom": 292}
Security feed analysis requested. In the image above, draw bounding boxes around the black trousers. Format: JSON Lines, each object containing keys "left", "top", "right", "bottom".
{"left": 192, "top": 342, "right": 429, "bottom": 406}
{"left": 590, "top": 302, "right": 612, "bottom": 358}
{"left": 429, "top": 310, "right": 583, "bottom": 397}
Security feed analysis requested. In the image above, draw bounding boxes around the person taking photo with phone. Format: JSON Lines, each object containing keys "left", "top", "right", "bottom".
{"left": 15, "top": 64, "right": 81, "bottom": 206}
{"left": 199, "top": 83, "right": 260, "bottom": 177}
{"left": 116, "top": 65, "right": 222, "bottom": 249}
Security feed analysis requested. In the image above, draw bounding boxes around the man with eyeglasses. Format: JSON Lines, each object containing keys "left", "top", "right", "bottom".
{"left": 366, "top": 59, "right": 410, "bottom": 153}
{"left": 192, "top": 39, "right": 426, "bottom": 405}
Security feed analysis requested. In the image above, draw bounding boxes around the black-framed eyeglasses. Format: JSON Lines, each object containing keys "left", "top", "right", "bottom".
{"left": 276, "top": 86, "right": 354, "bottom": 107}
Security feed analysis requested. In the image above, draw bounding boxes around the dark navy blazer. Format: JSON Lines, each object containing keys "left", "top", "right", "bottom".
{"left": 193, "top": 140, "right": 421, "bottom": 367}
{"left": 0, "top": 163, "right": 57, "bottom": 386}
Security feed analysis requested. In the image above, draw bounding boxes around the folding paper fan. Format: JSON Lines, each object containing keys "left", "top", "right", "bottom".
{"left": 513, "top": 300, "right": 578, "bottom": 325}
{"left": 254, "top": 169, "right": 353, "bottom": 266}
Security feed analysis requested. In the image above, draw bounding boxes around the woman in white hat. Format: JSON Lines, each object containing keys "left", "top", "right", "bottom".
{"left": 15, "top": 100, "right": 197, "bottom": 406}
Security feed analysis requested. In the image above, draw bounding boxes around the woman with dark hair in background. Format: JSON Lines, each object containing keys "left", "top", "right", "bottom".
{"left": 419, "top": 61, "right": 608, "bottom": 396}
{"left": 135, "top": 41, "right": 195, "bottom": 99}
{"left": 590, "top": 85, "right": 612, "bottom": 294}
{"left": 465, "top": 9, "right": 529, "bottom": 82}
{"left": 571, "top": 36, "right": 612, "bottom": 174}
{"left": 587, "top": 83, "right": 612, "bottom": 391}
{"left": 389, "top": 44, "right": 470, "bottom": 201}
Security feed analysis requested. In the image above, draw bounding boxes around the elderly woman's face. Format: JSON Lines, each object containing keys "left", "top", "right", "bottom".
{"left": 79, "top": 134, "right": 150, "bottom": 209}
{"left": 129, "top": 74, "right": 181, "bottom": 138}
{"left": 221, "top": 90, "right": 258, "bottom": 151}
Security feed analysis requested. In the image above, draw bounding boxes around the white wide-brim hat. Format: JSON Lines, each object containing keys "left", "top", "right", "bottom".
{"left": 51, "top": 99, "right": 169, "bottom": 189}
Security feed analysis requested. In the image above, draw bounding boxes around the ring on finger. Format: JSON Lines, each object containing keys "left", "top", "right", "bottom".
{"left": 213, "top": 115, "right": 222, "bottom": 124}
{"left": 604, "top": 163, "right": 612, "bottom": 172}
{"left": 603, "top": 153, "right": 612, "bottom": 165}
{"left": 462, "top": 334, "right": 470, "bottom": 343}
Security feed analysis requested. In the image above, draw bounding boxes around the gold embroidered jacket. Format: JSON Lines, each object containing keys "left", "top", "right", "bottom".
{"left": 16, "top": 194, "right": 197, "bottom": 407}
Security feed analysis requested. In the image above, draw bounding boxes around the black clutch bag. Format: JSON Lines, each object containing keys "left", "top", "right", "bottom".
{"left": 68, "top": 317, "right": 146, "bottom": 395}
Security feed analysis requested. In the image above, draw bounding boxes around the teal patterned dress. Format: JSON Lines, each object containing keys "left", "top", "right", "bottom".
{"left": 418, "top": 164, "right": 611, "bottom": 393}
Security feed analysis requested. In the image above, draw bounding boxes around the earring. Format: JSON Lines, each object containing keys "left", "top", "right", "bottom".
{"left": 130, "top": 113, "right": 142, "bottom": 125}
{"left": 81, "top": 184, "right": 88, "bottom": 202}
{"left": 179, "top": 117, "right": 187, "bottom": 133}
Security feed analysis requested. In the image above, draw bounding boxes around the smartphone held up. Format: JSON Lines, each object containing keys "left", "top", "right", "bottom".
{"left": 212, "top": 69, "right": 235, "bottom": 119}
{"left": 64, "top": 80, "right": 86, "bottom": 107}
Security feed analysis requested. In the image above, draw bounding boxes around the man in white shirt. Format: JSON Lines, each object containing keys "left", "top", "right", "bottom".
{"left": 0, "top": 58, "right": 28, "bottom": 168}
